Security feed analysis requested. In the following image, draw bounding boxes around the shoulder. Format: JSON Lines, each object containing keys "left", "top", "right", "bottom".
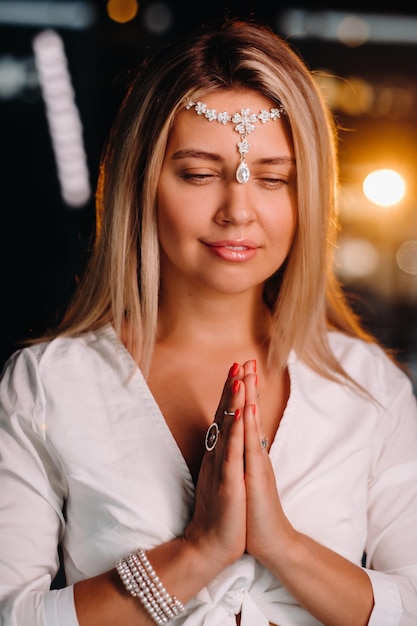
{"left": 291, "top": 331, "right": 414, "bottom": 408}
{"left": 2, "top": 328, "right": 91, "bottom": 373}
{"left": 328, "top": 331, "right": 414, "bottom": 405}
{"left": 0, "top": 326, "right": 133, "bottom": 408}
{"left": 328, "top": 331, "right": 405, "bottom": 380}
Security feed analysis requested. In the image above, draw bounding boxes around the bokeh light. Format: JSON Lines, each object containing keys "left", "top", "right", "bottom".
{"left": 396, "top": 241, "right": 417, "bottom": 275}
{"left": 143, "top": 2, "right": 172, "bottom": 35}
{"left": 363, "top": 169, "right": 406, "bottom": 207}
{"left": 336, "top": 237, "right": 379, "bottom": 280}
{"left": 337, "top": 15, "right": 369, "bottom": 47}
{"left": 107, "top": 0, "right": 138, "bottom": 24}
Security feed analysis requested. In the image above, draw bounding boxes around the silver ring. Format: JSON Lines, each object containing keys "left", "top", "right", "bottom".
{"left": 260, "top": 437, "right": 268, "bottom": 449}
{"left": 223, "top": 410, "right": 235, "bottom": 417}
{"left": 205, "top": 422, "right": 220, "bottom": 451}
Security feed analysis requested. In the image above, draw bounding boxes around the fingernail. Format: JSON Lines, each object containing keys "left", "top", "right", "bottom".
{"left": 232, "top": 380, "right": 240, "bottom": 394}
{"left": 234, "top": 409, "right": 241, "bottom": 421}
{"left": 252, "top": 359, "right": 257, "bottom": 372}
{"left": 229, "top": 362, "right": 239, "bottom": 377}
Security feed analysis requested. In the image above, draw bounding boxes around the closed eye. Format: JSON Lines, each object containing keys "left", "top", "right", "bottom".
{"left": 256, "top": 176, "right": 291, "bottom": 190}
{"left": 181, "top": 172, "right": 217, "bottom": 185}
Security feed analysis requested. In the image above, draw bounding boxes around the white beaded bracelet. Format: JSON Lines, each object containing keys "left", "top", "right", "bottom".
{"left": 116, "top": 549, "right": 186, "bottom": 624}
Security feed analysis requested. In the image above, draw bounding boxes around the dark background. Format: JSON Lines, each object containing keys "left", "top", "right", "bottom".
{"left": 1, "top": 0, "right": 416, "bottom": 386}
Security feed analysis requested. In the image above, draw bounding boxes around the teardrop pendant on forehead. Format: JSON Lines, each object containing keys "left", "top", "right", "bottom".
{"left": 236, "top": 162, "right": 250, "bottom": 184}
{"left": 185, "top": 100, "right": 286, "bottom": 183}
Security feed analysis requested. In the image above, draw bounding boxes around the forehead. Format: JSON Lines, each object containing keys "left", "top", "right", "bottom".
{"left": 168, "top": 89, "right": 293, "bottom": 156}
{"left": 186, "top": 89, "right": 277, "bottom": 114}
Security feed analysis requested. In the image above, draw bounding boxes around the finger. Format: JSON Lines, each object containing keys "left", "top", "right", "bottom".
{"left": 205, "top": 407, "right": 245, "bottom": 485}
{"left": 244, "top": 374, "right": 264, "bottom": 432}
{"left": 242, "top": 369, "right": 265, "bottom": 448}
{"left": 213, "top": 363, "right": 244, "bottom": 425}
{"left": 244, "top": 402, "right": 262, "bottom": 447}
{"left": 242, "top": 359, "right": 260, "bottom": 405}
{"left": 204, "top": 363, "right": 245, "bottom": 456}
{"left": 243, "top": 403, "right": 268, "bottom": 461}
{"left": 223, "top": 408, "right": 245, "bottom": 464}
{"left": 243, "top": 371, "right": 258, "bottom": 406}
{"left": 242, "top": 359, "right": 256, "bottom": 377}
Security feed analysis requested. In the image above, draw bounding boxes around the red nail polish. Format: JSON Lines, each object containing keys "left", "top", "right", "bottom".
{"left": 232, "top": 380, "right": 240, "bottom": 394}
{"left": 229, "top": 362, "right": 239, "bottom": 377}
{"left": 252, "top": 359, "right": 257, "bottom": 372}
{"left": 234, "top": 409, "right": 241, "bottom": 421}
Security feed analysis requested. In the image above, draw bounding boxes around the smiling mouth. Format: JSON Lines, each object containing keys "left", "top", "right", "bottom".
{"left": 204, "top": 240, "right": 258, "bottom": 262}
{"left": 207, "top": 240, "right": 258, "bottom": 250}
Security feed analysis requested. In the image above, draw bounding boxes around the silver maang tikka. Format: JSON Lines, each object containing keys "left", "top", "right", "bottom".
{"left": 185, "top": 100, "right": 286, "bottom": 183}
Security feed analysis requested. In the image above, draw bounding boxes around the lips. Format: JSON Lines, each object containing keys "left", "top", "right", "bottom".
{"left": 207, "top": 239, "right": 258, "bottom": 249}
{"left": 204, "top": 239, "right": 258, "bottom": 262}
{"left": 222, "top": 244, "right": 248, "bottom": 251}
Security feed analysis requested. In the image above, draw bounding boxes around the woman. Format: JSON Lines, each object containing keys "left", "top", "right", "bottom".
{"left": 0, "top": 17, "right": 416, "bottom": 626}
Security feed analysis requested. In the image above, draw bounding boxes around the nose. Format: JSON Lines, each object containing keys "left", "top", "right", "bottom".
{"left": 214, "top": 181, "right": 256, "bottom": 226}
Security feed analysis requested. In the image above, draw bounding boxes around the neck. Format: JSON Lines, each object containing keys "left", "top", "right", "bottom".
{"left": 157, "top": 285, "right": 271, "bottom": 351}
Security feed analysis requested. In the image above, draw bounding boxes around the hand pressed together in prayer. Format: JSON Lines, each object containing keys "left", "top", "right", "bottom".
{"left": 187, "top": 360, "right": 295, "bottom": 579}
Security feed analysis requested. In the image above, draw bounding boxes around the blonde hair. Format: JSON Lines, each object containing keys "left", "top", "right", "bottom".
{"left": 46, "top": 18, "right": 375, "bottom": 380}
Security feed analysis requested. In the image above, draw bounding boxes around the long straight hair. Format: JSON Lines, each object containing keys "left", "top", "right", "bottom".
{"left": 48, "top": 18, "right": 375, "bottom": 381}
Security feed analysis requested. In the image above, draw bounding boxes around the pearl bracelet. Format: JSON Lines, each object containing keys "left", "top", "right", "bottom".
{"left": 116, "top": 549, "right": 186, "bottom": 624}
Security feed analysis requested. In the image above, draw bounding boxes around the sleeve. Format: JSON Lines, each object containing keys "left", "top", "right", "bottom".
{"left": 365, "top": 365, "right": 417, "bottom": 626}
{"left": 0, "top": 349, "right": 79, "bottom": 626}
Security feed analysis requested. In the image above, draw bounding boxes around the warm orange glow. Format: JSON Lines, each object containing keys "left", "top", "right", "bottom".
{"left": 363, "top": 169, "right": 406, "bottom": 207}
{"left": 107, "top": 0, "right": 138, "bottom": 23}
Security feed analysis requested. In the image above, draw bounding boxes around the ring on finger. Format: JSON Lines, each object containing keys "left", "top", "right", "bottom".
{"left": 260, "top": 437, "right": 268, "bottom": 450}
{"left": 223, "top": 410, "right": 235, "bottom": 417}
{"left": 205, "top": 422, "right": 220, "bottom": 451}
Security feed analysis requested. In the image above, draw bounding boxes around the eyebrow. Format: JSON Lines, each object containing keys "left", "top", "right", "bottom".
{"left": 171, "top": 149, "right": 295, "bottom": 166}
{"left": 171, "top": 149, "right": 222, "bottom": 162}
{"left": 255, "top": 156, "right": 296, "bottom": 166}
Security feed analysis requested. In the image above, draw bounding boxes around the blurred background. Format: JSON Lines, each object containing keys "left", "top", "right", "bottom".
{"left": 0, "top": 0, "right": 416, "bottom": 386}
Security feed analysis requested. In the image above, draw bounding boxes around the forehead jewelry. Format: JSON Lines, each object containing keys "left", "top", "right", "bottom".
{"left": 185, "top": 99, "right": 286, "bottom": 183}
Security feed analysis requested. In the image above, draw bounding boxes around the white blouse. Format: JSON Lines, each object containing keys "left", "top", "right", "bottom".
{"left": 0, "top": 326, "right": 416, "bottom": 626}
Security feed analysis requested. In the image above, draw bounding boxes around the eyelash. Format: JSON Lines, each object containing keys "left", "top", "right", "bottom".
{"left": 261, "top": 178, "right": 288, "bottom": 189}
{"left": 181, "top": 173, "right": 289, "bottom": 189}
{"left": 181, "top": 173, "right": 213, "bottom": 184}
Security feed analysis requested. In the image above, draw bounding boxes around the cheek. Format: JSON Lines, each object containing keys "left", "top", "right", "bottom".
{"left": 156, "top": 184, "right": 181, "bottom": 239}
{"left": 266, "top": 197, "right": 297, "bottom": 248}
{"left": 156, "top": 186, "right": 200, "bottom": 253}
